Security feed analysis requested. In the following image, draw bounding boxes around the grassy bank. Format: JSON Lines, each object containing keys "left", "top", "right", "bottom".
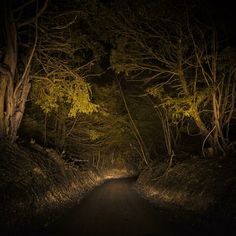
{"left": 135, "top": 156, "right": 236, "bottom": 221}
{"left": 0, "top": 140, "right": 133, "bottom": 234}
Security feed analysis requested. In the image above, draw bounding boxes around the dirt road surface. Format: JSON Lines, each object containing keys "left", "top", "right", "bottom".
{"left": 26, "top": 178, "right": 234, "bottom": 236}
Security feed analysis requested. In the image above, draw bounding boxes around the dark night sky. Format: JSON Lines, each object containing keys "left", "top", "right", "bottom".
{"left": 100, "top": 0, "right": 236, "bottom": 46}
{"left": 205, "top": 0, "right": 236, "bottom": 45}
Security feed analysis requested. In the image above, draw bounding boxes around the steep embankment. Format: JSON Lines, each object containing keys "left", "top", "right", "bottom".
{"left": 135, "top": 157, "right": 236, "bottom": 221}
{"left": 0, "top": 140, "right": 132, "bottom": 233}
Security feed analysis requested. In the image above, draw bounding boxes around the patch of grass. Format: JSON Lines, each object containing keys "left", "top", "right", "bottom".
{"left": 136, "top": 156, "right": 236, "bottom": 219}
{"left": 0, "top": 140, "right": 102, "bottom": 233}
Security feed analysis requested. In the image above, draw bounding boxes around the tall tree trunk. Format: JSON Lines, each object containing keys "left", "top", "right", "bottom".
{"left": 0, "top": 4, "right": 17, "bottom": 141}
{"left": 0, "top": 3, "right": 33, "bottom": 142}
{"left": 0, "top": 76, "right": 7, "bottom": 137}
{"left": 177, "top": 40, "right": 219, "bottom": 155}
{"left": 118, "top": 79, "right": 151, "bottom": 166}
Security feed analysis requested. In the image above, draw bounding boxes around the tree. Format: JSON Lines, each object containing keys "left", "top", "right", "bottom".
{"left": 0, "top": 0, "right": 48, "bottom": 142}
{"left": 29, "top": 1, "right": 101, "bottom": 149}
{"left": 104, "top": 1, "right": 236, "bottom": 156}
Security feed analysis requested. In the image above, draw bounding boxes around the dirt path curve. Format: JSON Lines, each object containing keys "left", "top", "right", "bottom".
{"left": 39, "top": 178, "right": 201, "bottom": 236}
{"left": 30, "top": 178, "right": 230, "bottom": 236}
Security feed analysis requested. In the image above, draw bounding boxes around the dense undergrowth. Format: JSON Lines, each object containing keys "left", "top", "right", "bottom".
{"left": 136, "top": 155, "right": 236, "bottom": 221}
{"left": 0, "top": 139, "right": 133, "bottom": 234}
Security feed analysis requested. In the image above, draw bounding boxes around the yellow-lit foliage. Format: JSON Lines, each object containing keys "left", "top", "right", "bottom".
{"left": 32, "top": 77, "right": 98, "bottom": 117}
{"left": 66, "top": 79, "right": 99, "bottom": 117}
{"left": 147, "top": 86, "right": 209, "bottom": 122}
{"left": 87, "top": 129, "right": 104, "bottom": 141}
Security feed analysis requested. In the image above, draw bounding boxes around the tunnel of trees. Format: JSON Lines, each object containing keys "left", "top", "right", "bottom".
{"left": 0, "top": 0, "right": 236, "bottom": 233}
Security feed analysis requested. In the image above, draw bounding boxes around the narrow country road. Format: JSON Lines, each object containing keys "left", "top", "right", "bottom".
{"left": 27, "top": 178, "right": 231, "bottom": 236}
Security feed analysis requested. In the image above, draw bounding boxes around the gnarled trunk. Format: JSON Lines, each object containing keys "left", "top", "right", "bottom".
{"left": 0, "top": 63, "right": 31, "bottom": 142}
{"left": 0, "top": 3, "right": 31, "bottom": 142}
{"left": 177, "top": 40, "right": 221, "bottom": 156}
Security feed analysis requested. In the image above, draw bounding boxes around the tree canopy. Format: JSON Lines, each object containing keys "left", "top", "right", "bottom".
{"left": 1, "top": 0, "right": 236, "bottom": 165}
